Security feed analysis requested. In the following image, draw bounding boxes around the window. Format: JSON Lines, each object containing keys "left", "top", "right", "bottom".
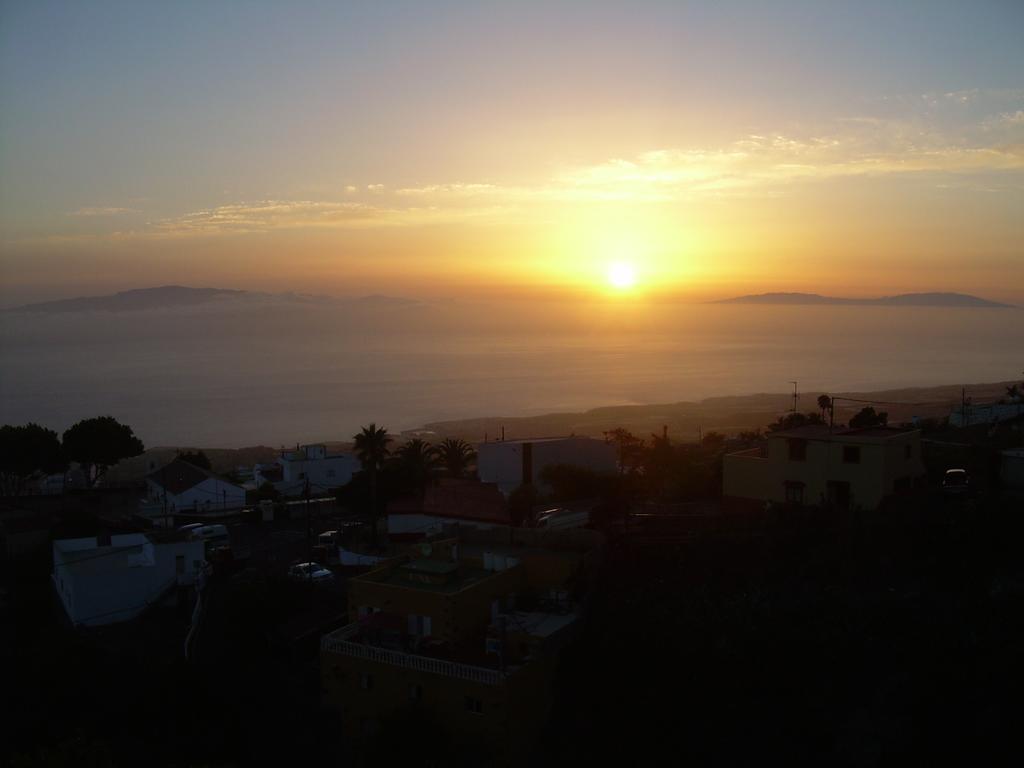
{"left": 784, "top": 481, "right": 804, "bottom": 505}
{"left": 360, "top": 672, "right": 373, "bottom": 690}
{"left": 175, "top": 555, "right": 185, "bottom": 575}
{"left": 465, "top": 696, "right": 483, "bottom": 714}
{"left": 787, "top": 439, "right": 807, "bottom": 461}
{"left": 409, "top": 684, "right": 423, "bottom": 702}
{"left": 298, "top": 472, "right": 306, "bottom": 480}
{"left": 843, "top": 446, "right": 861, "bottom": 464}
{"left": 327, "top": 469, "right": 336, "bottom": 478}
{"left": 905, "top": 444, "right": 913, "bottom": 460}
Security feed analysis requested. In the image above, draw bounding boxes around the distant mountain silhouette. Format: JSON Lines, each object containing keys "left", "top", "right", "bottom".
{"left": 7, "top": 285, "right": 417, "bottom": 313}
{"left": 715, "top": 291, "right": 1011, "bottom": 308}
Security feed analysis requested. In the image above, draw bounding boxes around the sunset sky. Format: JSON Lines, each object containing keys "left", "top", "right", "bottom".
{"left": 2, "top": 0, "right": 1022, "bottom": 306}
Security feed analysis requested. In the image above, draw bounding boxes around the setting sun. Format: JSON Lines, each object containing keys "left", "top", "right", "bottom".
{"left": 607, "top": 262, "right": 637, "bottom": 290}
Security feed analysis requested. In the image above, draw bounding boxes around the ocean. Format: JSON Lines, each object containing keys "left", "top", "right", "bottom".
{"left": 1, "top": 298, "right": 1019, "bottom": 447}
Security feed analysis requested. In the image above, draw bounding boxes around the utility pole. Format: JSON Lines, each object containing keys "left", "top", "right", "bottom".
{"left": 829, "top": 396, "right": 836, "bottom": 433}
{"left": 790, "top": 381, "right": 799, "bottom": 414}
{"left": 961, "top": 386, "right": 968, "bottom": 427}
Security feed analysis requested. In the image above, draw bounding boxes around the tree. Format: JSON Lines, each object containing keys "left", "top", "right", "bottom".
{"left": 353, "top": 423, "right": 392, "bottom": 530}
{"left": 177, "top": 449, "right": 212, "bottom": 471}
{"left": 436, "top": 437, "right": 475, "bottom": 479}
{"left": 392, "top": 438, "right": 438, "bottom": 495}
{"left": 849, "top": 406, "right": 888, "bottom": 429}
{"left": 0, "top": 423, "right": 66, "bottom": 496}
{"left": 817, "top": 394, "right": 833, "bottom": 421}
{"left": 540, "top": 463, "right": 618, "bottom": 503}
{"left": 701, "top": 431, "right": 727, "bottom": 451}
{"left": 61, "top": 416, "right": 144, "bottom": 486}
{"left": 767, "top": 412, "right": 825, "bottom": 432}
{"left": 604, "top": 428, "right": 645, "bottom": 474}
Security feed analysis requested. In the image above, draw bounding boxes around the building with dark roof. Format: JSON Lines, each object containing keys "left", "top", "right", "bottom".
{"left": 145, "top": 458, "right": 246, "bottom": 518}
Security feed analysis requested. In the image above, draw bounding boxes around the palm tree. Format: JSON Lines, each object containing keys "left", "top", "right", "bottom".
{"left": 353, "top": 423, "right": 392, "bottom": 537}
{"left": 394, "top": 438, "right": 438, "bottom": 495}
{"left": 437, "top": 438, "right": 475, "bottom": 479}
{"left": 817, "top": 394, "right": 832, "bottom": 421}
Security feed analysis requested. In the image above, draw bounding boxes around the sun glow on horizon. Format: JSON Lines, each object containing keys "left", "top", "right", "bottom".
{"left": 607, "top": 262, "right": 638, "bottom": 290}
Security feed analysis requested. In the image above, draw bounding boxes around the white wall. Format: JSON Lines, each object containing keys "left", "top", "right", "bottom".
{"left": 148, "top": 476, "right": 246, "bottom": 514}
{"left": 477, "top": 438, "right": 617, "bottom": 495}
{"left": 53, "top": 535, "right": 206, "bottom": 627}
{"left": 278, "top": 450, "right": 358, "bottom": 496}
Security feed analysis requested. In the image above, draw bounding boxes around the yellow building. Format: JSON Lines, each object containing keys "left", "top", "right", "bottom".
{"left": 723, "top": 425, "right": 925, "bottom": 510}
{"left": 321, "top": 528, "right": 599, "bottom": 764}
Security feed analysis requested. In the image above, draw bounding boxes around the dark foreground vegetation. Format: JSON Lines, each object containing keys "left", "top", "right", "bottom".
{"left": 543, "top": 491, "right": 1024, "bottom": 766}
{"left": 5, "top": 488, "right": 1022, "bottom": 766}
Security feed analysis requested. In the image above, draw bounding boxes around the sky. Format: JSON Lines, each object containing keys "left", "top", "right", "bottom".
{"left": 1, "top": 0, "right": 1023, "bottom": 306}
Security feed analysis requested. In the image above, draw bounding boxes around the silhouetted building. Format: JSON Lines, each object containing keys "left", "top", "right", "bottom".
{"left": 321, "top": 527, "right": 601, "bottom": 763}
{"left": 387, "top": 478, "right": 509, "bottom": 540}
{"left": 477, "top": 436, "right": 617, "bottom": 496}
{"left": 724, "top": 425, "right": 925, "bottom": 510}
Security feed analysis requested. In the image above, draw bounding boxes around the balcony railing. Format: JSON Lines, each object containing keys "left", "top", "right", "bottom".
{"left": 321, "top": 623, "right": 503, "bottom": 686}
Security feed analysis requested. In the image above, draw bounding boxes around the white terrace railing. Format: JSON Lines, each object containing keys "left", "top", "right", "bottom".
{"left": 321, "top": 624, "right": 504, "bottom": 686}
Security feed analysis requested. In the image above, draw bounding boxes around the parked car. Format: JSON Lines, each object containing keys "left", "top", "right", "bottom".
{"left": 288, "top": 561, "right": 334, "bottom": 584}
{"left": 941, "top": 468, "right": 971, "bottom": 496}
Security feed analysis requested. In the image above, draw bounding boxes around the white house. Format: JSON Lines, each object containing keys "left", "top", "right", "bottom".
{"left": 146, "top": 458, "right": 246, "bottom": 517}
{"left": 52, "top": 532, "right": 206, "bottom": 627}
{"left": 255, "top": 444, "right": 359, "bottom": 497}
{"left": 476, "top": 436, "right": 618, "bottom": 496}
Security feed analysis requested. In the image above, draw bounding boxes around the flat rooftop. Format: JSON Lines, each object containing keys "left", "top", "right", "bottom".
{"left": 507, "top": 611, "right": 578, "bottom": 638}
{"left": 772, "top": 425, "right": 919, "bottom": 441}
{"left": 459, "top": 542, "right": 583, "bottom": 562}
{"left": 479, "top": 436, "right": 605, "bottom": 445}
{"left": 368, "top": 562, "right": 504, "bottom": 594}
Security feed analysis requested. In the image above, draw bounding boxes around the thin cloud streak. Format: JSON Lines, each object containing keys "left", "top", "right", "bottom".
{"left": 68, "top": 206, "right": 138, "bottom": 217}
{"left": 38, "top": 100, "right": 1024, "bottom": 243}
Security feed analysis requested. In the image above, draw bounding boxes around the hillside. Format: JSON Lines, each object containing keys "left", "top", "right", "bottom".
{"left": 716, "top": 292, "right": 1011, "bottom": 308}
{"left": 417, "top": 380, "right": 1018, "bottom": 442}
